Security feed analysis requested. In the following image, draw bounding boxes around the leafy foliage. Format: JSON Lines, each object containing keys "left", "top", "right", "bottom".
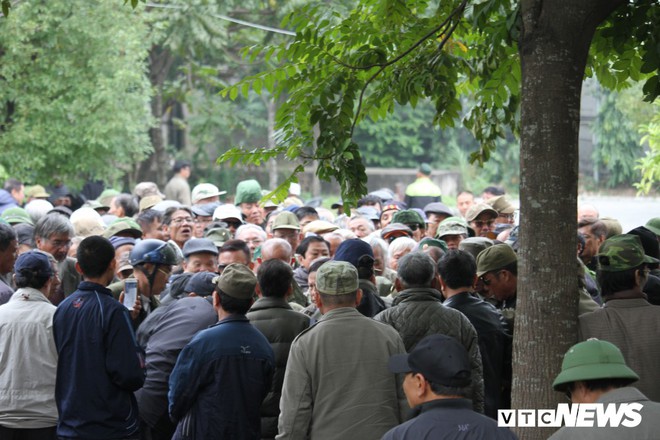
{"left": 592, "top": 88, "right": 646, "bottom": 187}
{"left": 0, "top": 0, "right": 153, "bottom": 188}
{"left": 636, "top": 101, "right": 660, "bottom": 194}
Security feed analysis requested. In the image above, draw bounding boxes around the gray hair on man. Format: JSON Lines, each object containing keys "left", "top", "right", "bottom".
{"left": 397, "top": 252, "right": 436, "bottom": 289}
{"left": 261, "top": 238, "right": 293, "bottom": 263}
{"left": 34, "top": 213, "right": 75, "bottom": 241}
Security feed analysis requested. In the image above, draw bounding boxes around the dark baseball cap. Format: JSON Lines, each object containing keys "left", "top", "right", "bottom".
{"left": 184, "top": 271, "right": 217, "bottom": 297}
{"left": 333, "top": 239, "right": 374, "bottom": 268}
{"left": 182, "top": 238, "right": 219, "bottom": 257}
{"left": 15, "top": 250, "right": 53, "bottom": 278}
{"left": 388, "top": 334, "right": 471, "bottom": 387}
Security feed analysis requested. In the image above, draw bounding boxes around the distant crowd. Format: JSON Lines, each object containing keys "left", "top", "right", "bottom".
{"left": 0, "top": 161, "right": 659, "bottom": 440}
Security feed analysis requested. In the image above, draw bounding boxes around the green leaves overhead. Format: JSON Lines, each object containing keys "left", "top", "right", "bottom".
{"left": 219, "top": 0, "right": 526, "bottom": 205}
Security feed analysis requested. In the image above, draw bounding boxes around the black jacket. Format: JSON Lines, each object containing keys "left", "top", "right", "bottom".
{"left": 357, "top": 279, "right": 387, "bottom": 318}
{"left": 443, "top": 292, "right": 512, "bottom": 419}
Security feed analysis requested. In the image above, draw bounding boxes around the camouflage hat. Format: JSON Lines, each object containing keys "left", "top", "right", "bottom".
{"left": 103, "top": 217, "right": 143, "bottom": 239}
{"left": 234, "top": 180, "right": 262, "bottom": 205}
{"left": 1, "top": 207, "right": 34, "bottom": 226}
{"left": 97, "top": 189, "right": 121, "bottom": 207}
{"left": 436, "top": 216, "right": 469, "bottom": 239}
{"left": 459, "top": 237, "right": 494, "bottom": 260}
{"left": 552, "top": 339, "right": 638, "bottom": 391}
{"left": 204, "top": 227, "right": 232, "bottom": 247}
{"left": 272, "top": 211, "right": 300, "bottom": 231}
{"left": 645, "top": 217, "right": 660, "bottom": 236}
{"left": 213, "top": 263, "right": 257, "bottom": 300}
{"left": 392, "top": 209, "right": 425, "bottom": 227}
{"left": 465, "top": 203, "right": 498, "bottom": 222}
{"left": 476, "top": 243, "right": 517, "bottom": 277}
{"left": 24, "top": 185, "right": 50, "bottom": 199}
{"left": 597, "top": 234, "right": 659, "bottom": 272}
{"left": 316, "top": 261, "right": 359, "bottom": 296}
{"left": 485, "top": 195, "right": 516, "bottom": 215}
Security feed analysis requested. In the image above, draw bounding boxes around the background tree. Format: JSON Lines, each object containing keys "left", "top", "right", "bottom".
{"left": 0, "top": 0, "right": 152, "bottom": 188}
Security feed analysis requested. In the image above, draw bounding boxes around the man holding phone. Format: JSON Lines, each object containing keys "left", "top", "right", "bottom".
{"left": 53, "top": 236, "right": 146, "bottom": 439}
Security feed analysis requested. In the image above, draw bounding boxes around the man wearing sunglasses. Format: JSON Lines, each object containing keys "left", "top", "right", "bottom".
{"left": 466, "top": 204, "right": 498, "bottom": 239}
{"left": 476, "top": 244, "right": 518, "bottom": 330}
{"left": 392, "top": 210, "right": 426, "bottom": 242}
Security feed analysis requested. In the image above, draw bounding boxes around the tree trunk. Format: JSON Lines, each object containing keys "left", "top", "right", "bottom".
{"left": 514, "top": 1, "right": 624, "bottom": 439}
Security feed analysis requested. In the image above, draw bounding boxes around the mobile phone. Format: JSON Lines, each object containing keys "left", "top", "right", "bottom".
{"left": 123, "top": 278, "right": 138, "bottom": 311}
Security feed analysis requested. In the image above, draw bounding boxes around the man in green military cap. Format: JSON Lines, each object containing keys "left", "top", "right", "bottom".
{"left": 234, "top": 179, "right": 265, "bottom": 227}
{"left": 476, "top": 244, "right": 518, "bottom": 328}
{"left": 580, "top": 234, "right": 660, "bottom": 402}
{"left": 549, "top": 339, "right": 660, "bottom": 439}
{"left": 645, "top": 217, "right": 660, "bottom": 238}
{"left": 278, "top": 261, "right": 407, "bottom": 439}
{"left": 436, "top": 216, "right": 470, "bottom": 250}
{"left": 392, "top": 209, "right": 426, "bottom": 242}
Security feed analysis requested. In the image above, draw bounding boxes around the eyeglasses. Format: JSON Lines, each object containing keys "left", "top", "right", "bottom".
{"left": 223, "top": 220, "right": 242, "bottom": 229}
{"left": 170, "top": 217, "right": 193, "bottom": 225}
{"left": 243, "top": 238, "right": 264, "bottom": 245}
{"left": 472, "top": 220, "right": 495, "bottom": 229}
{"left": 498, "top": 214, "right": 515, "bottom": 221}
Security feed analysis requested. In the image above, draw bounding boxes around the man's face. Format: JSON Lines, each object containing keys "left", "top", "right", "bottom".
{"left": 144, "top": 218, "right": 166, "bottom": 241}
{"left": 389, "top": 248, "right": 412, "bottom": 270}
{"left": 457, "top": 193, "right": 475, "bottom": 217}
{"left": 180, "top": 166, "right": 191, "bottom": 179}
{"left": 193, "top": 215, "right": 213, "bottom": 238}
{"left": 480, "top": 270, "right": 515, "bottom": 301}
{"left": 0, "top": 239, "right": 18, "bottom": 274}
{"left": 470, "top": 213, "right": 496, "bottom": 237}
{"left": 578, "top": 226, "right": 603, "bottom": 260}
{"left": 218, "top": 250, "right": 250, "bottom": 272}
{"left": 372, "top": 244, "right": 385, "bottom": 276}
{"left": 273, "top": 228, "right": 301, "bottom": 251}
{"left": 166, "top": 210, "right": 194, "bottom": 246}
{"left": 348, "top": 218, "right": 372, "bottom": 238}
{"left": 425, "top": 213, "right": 449, "bottom": 238}
{"left": 380, "top": 210, "right": 396, "bottom": 228}
{"left": 497, "top": 212, "right": 515, "bottom": 225}
{"left": 11, "top": 185, "right": 24, "bottom": 205}
{"left": 236, "top": 229, "right": 265, "bottom": 253}
{"left": 184, "top": 253, "right": 218, "bottom": 273}
{"left": 48, "top": 260, "right": 61, "bottom": 299}
{"left": 37, "top": 232, "right": 71, "bottom": 262}
{"left": 136, "top": 263, "right": 172, "bottom": 297}
{"left": 404, "top": 223, "right": 424, "bottom": 242}
{"left": 441, "top": 234, "right": 464, "bottom": 250}
{"left": 300, "top": 242, "right": 330, "bottom": 269}
{"left": 240, "top": 202, "right": 265, "bottom": 226}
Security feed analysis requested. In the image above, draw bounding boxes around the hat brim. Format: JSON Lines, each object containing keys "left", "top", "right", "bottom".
{"left": 552, "top": 363, "right": 639, "bottom": 391}
{"left": 644, "top": 255, "right": 660, "bottom": 265}
{"left": 388, "top": 353, "right": 412, "bottom": 374}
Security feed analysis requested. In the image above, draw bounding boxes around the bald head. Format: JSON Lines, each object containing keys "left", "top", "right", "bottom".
{"left": 261, "top": 238, "right": 293, "bottom": 263}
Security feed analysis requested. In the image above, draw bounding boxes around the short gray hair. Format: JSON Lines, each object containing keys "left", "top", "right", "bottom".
{"left": 34, "top": 213, "right": 74, "bottom": 241}
{"left": 261, "top": 238, "right": 292, "bottom": 262}
{"left": 235, "top": 224, "right": 267, "bottom": 241}
{"left": 397, "top": 252, "right": 436, "bottom": 288}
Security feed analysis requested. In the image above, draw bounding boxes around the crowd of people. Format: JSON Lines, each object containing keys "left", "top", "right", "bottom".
{"left": 0, "top": 161, "right": 659, "bottom": 440}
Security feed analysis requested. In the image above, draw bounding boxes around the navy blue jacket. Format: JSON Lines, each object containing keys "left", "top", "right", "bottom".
{"left": 382, "top": 399, "right": 517, "bottom": 440}
{"left": 53, "top": 281, "right": 146, "bottom": 439}
{"left": 168, "top": 314, "right": 275, "bottom": 440}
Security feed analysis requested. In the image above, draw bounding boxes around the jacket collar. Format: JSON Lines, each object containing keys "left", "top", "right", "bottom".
{"left": 77, "top": 281, "right": 113, "bottom": 296}
{"left": 318, "top": 306, "right": 362, "bottom": 321}
{"left": 393, "top": 287, "right": 443, "bottom": 306}
{"left": 410, "top": 398, "right": 473, "bottom": 418}
{"left": 597, "top": 387, "right": 649, "bottom": 404}
{"left": 603, "top": 297, "right": 651, "bottom": 308}
{"left": 10, "top": 287, "right": 52, "bottom": 304}
{"left": 213, "top": 314, "right": 249, "bottom": 327}
{"left": 249, "top": 296, "right": 292, "bottom": 311}
{"left": 442, "top": 291, "right": 476, "bottom": 308}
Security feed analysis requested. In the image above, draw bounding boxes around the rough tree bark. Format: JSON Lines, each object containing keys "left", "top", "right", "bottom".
{"left": 514, "top": 1, "right": 625, "bottom": 439}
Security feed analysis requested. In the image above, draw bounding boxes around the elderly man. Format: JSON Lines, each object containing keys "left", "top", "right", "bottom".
{"left": 0, "top": 251, "right": 59, "bottom": 439}
{"left": 236, "top": 224, "right": 267, "bottom": 256}
{"left": 392, "top": 210, "right": 426, "bottom": 242}
{"left": 270, "top": 212, "right": 302, "bottom": 251}
{"left": 476, "top": 244, "right": 518, "bottom": 328}
{"left": 34, "top": 214, "right": 80, "bottom": 304}
{"left": 169, "top": 264, "right": 274, "bottom": 439}
{"left": 436, "top": 217, "right": 470, "bottom": 250}
{"left": 423, "top": 202, "right": 454, "bottom": 239}
{"left": 277, "top": 261, "right": 407, "bottom": 439}
{"left": 162, "top": 207, "right": 194, "bottom": 250}
{"left": 466, "top": 204, "right": 498, "bottom": 239}
{"left": 374, "top": 252, "right": 485, "bottom": 412}
{"left": 579, "top": 234, "right": 660, "bottom": 402}
{"left": 578, "top": 217, "right": 608, "bottom": 273}
{"left": 347, "top": 215, "right": 375, "bottom": 238}
{"left": 213, "top": 204, "right": 244, "bottom": 237}
{"left": 550, "top": 339, "right": 660, "bottom": 439}
{"left": 383, "top": 335, "right": 517, "bottom": 440}
{"left": 235, "top": 180, "right": 266, "bottom": 226}
{"left": 456, "top": 191, "right": 475, "bottom": 218}
{"left": 247, "top": 260, "right": 310, "bottom": 439}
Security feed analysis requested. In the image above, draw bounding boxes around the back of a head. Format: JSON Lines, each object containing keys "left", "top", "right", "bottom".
{"left": 260, "top": 238, "right": 292, "bottom": 262}
{"left": 397, "top": 252, "right": 436, "bottom": 288}
{"left": 257, "top": 259, "right": 293, "bottom": 298}
{"left": 77, "top": 236, "right": 115, "bottom": 279}
{"left": 114, "top": 194, "right": 138, "bottom": 218}
{"left": 294, "top": 206, "right": 319, "bottom": 221}
{"left": 437, "top": 250, "right": 477, "bottom": 289}
{"left": 14, "top": 250, "right": 53, "bottom": 289}
{"left": 333, "top": 238, "right": 375, "bottom": 280}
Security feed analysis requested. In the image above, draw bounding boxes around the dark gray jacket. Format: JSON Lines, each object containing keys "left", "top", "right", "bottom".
{"left": 247, "top": 297, "right": 310, "bottom": 439}
{"left": 374, "top": 287, "right": 485, "bottom": 413}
